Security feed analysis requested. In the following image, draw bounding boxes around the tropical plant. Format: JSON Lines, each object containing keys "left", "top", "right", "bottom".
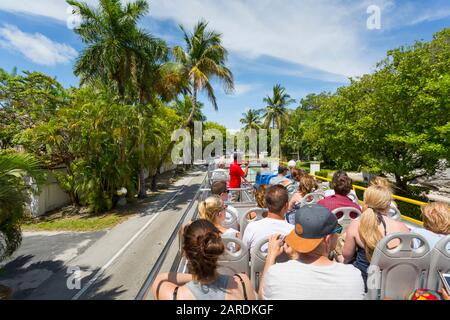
{"left": 240, "top": 109, "right": 262, "bottom": 130}
{"left": 0, "top": 151, "right": 44, "bottom": 261}
{"left": 152, "top": 20, "right": 234, "bottom": 190}
{"left": 262, "top": 84, "right": 295, "bottom": 131}
{"left": 67, "top": 0, "right": 184, "bottom": 197}
{"left": 0, "top": 68, "right": 68, "bottom": 149}
{"left": 283, "top": 28, "right": 450, "bottom": 190}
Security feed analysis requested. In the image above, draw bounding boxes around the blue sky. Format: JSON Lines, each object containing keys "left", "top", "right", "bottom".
{"left": 1, "top": 0, "right": 450, "bottom": 131}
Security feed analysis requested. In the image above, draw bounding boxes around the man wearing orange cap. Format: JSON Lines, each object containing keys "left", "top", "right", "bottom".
{"left": 258, "top": 204, "right": 365, "bottom": 300}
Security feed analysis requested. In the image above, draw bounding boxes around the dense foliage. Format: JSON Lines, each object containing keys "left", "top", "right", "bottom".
{"left": 0, "top": 151, "right": 44, "bottom": 261}
{"left": 279, "top": 28, "right": 450, "bottom": 190}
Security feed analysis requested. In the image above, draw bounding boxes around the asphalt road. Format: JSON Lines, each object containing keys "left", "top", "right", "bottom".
{"left": 0, "top": 169, "right": 206, "bottom": 300}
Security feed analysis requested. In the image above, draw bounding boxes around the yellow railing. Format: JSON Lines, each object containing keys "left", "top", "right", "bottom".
{"left": 312, "top": 175, "right": 424, "bottom": 226}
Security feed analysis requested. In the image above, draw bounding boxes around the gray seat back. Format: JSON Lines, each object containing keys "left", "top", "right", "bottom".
{"left": 222, "top": 206, "right": 239, "bottom": 230}
{"left": 250, "top": 238, "right": 269, "bottom": 292}
{"left": 427, "top": 235, "right": 450, "bottom": 291}
{"left": 210, "top": 170, "right": 228, "bottom": 183}
{"left": 388, "top": 204, "right": 401, "bottom": 221}
{"left": 367, "top": 232, "right": 431, "bottom": 300}
{"left": 217, "top": 237, "right": 250, "bottom": 276}
{"left": 286, "top": 183, "right": 298, "bottom": 198}
{"left": 331, "top": 207, "right": 362, "bottom": 230}
{"left": 299, "top": 192, "right": 325, "bottom": 207}
{"left": 240, "top": 208, "right": 268, "bottom": 237}
{"left": 250, "top": 237, "right": 290, "bottom": 292}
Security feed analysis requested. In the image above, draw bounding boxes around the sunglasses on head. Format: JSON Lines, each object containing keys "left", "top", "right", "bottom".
{"left": 332, "top": 224, "right": 343, "bottom": 235}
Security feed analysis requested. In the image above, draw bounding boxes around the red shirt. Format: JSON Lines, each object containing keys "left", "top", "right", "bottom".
{"left": 229, "top": 161, "right": 245, "bottom": 188}
{"left": 318, "top": 194, "right": 362, "bottom": 212}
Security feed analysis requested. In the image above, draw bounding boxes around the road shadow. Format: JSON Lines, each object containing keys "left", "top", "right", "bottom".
{"left": 0, "top": 255, "right": 125, "bottom": 300}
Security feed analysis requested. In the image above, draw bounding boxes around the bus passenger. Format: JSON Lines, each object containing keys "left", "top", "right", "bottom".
{"left": 242, "top": 185, "right": 293, "bottom": 252}
{"left": 199, "top": 195, "right": 240, "bottom": 239}
{"left": 341, "top": 185, "right": 410, "bottom": 291}
{"left": 151, "top": 220, "right": 255, "bottom": 300}
{"left": 259, "top": 204, "right": 364, "bottom": 300}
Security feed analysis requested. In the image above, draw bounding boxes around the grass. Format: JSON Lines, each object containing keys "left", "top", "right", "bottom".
{"left": 22, "top": 212, "right": 135, "bottom": 232}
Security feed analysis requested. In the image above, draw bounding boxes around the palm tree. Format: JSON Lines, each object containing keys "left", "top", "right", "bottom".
{"left": 262, "top": 84, "right": 295, "bottom": 131}
{"left": 68, "top": 0, "right": 167, "bottom": 100}
{"left": 67, "top": 0, "right": 184, "bottom": 198}
{"left": 151, "top": 20, "right": 234, "bottom": 190}
{"left": 172, "top": 95, "right": 206, "bottom": 125}
{"left": 0, "top": 153, "right": 44, "bottom": 261}
{"left": 240, "top": 109, "right": 262, "bottom": 130}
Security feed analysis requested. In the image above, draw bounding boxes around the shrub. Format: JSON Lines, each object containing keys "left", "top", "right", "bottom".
{"left": 315, "top": 170, "right": 330, "bottom": 179}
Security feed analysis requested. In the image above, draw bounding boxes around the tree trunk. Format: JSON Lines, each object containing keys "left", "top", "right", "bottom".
{"left": 151, "top": 88, "right": 198, "bottom": 191}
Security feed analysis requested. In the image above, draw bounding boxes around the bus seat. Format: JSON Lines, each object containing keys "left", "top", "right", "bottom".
{"left": 250, "top": 238, "right": 290, "bottom": 292}
{"left": 250, "top": 238, "right": 268, "bottom": 292}
{"left": 427, "top": 235, "right": 450, "bottom": 291}
{"left": 331, "top": 207, "right": 362, "bottom": 230}
{"left": 299, "top": 192, "right": 325, "bottom": 207}
{"left": 210, "top": 171, "right": 228, "bottom": 183}
{"left": 240, "top": 208, "right": 268, "bottom": 237}
{"left": 388, "top": 204, "right": 401, "bottom": 221}
{"left": 255, "top": 174, "right": 277, "bottom": 187}
{"left": 217, "top": 238, "right": 250, "bottom": 276}
{"left": 286, "top": 183, "right": 298, "bottom": 198}
{"left": 222, "top": 206, "right": 239, "bottom": 230}
{"left": 367, "top": 232, "right": 431, "bottom": 300}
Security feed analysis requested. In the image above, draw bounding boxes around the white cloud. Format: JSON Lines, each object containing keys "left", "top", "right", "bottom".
{"left": 0, "top": 24, "right": 77, "bottom": 66}
{"left": 149, "top": 0, "right": 385, "bottom": 78}
{"left": 233, "top": 83, "right": 260, "bottom": 96}
{"left": 2, "top": 0, "right": 450, "bottom": 76}
{"left": 0, "top": 0, "right": 72, "bottom": 22}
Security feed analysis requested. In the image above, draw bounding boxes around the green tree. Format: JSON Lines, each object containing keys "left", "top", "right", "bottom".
{"left": 297, "top": 28, "right": 450, "bottom": 190}
{"left": 240, "top": 109, "right": 262, "bottom": 130}
{"left": 67, "top": 0, "right": 182, "bottom": 198}
{"left": 0, "top": 68, "right": 68, "bottom": 149}
{"left": 152, "top": 20, "right": 234, "bottom": 190}
{"left": 0, "top": 151, "right": 44, "bottom": 261}
{"left": 261, "top": 84, "right": 295, "bottom": 131}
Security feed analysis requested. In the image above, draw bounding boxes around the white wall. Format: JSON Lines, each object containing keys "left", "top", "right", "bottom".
{"left": 29, "top": 170, "right": 71, "bottom": 217}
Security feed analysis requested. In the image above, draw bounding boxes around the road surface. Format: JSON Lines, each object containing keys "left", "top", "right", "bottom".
{"left": 0, "top": 169, "right": 206, "bottom": 300}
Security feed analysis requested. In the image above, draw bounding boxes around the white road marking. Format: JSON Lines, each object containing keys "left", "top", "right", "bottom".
{"left": 71, "top": 175, "right": 197, "bottom": 300}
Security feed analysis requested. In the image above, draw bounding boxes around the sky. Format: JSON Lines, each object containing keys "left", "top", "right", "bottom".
{"left": 0, "top": 0, "right": 450, "bottom": 131}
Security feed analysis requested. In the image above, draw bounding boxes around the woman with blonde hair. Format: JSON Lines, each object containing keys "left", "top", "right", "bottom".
{"left": 199, "top": 195, "right": 240, "bottom": 239}
{"left": 341, "top": 185, "right": 410, "bottom": 291}
{"left": 412, "top": 202, "right": 450, "bottom": 248}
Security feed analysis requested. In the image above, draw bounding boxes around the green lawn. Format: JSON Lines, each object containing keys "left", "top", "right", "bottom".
{"left": 22, "top": 212, "right": 135, "bottom": 232}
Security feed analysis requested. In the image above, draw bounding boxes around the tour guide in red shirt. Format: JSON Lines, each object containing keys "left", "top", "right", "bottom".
{"left": 229, "top": 153, "right": 249, "bottom": 201}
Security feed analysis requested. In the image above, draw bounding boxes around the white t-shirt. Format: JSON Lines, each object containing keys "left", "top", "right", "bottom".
{"left": 262, "top": 260, "right": 365, "bottom": 300}
{"left": 242, "top": 218, "right": 294, "bottom": 252}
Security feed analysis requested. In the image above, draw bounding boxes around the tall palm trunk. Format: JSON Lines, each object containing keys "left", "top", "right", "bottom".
{"left": 150, "top": 88, "right": 198, "bottom": 191}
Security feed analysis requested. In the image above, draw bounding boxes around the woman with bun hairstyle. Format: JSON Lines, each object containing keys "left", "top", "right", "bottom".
{"left": 151, "top": 220, "right": 255, "bottom": 300}
{"left": 199, "top": 195, "right": 240, "bottom": 239}
{"left": 341, "top": 185, "right": 410, "bottom": 291}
